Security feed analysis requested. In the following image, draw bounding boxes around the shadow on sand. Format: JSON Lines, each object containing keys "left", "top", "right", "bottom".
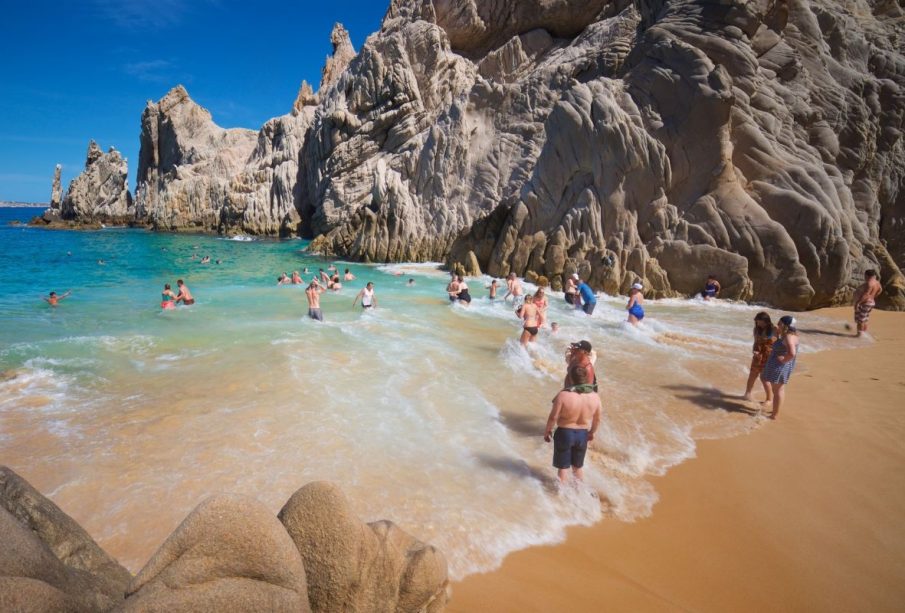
{"left": 797, "top": 327, "right": 854, "bottom": 338}
{"left": 664, "top": 384, "right": 760, "bottom": 416}
{"left": 496, "top": 410, "right": 545, "bottom": 438}
{"left": 475, "top": 452, "right": 559, "bottom": 493}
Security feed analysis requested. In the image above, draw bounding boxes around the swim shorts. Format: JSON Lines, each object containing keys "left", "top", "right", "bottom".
{"left": 582, "top": 302, "right": 596, "bottom": 316}
{"left": 565, "top": 293, "right": 575, "bottom": 305}
{"left": 553, "top": 427, "right": 589, "bottom": 469}
{"left": 855, "top": 301, "right": 874, "bottom": 324}
{"left": 308, "top": 308, "right": 323, "bottom": 321}
{"left": 182, "top": 298, "right": 195, "bottom": 306}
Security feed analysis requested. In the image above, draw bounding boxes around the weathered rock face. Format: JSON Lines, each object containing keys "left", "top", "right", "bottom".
{"left": 121, "top": 495, "right": 310, "bottom": 612}
{"left": 48, "top": 0, "right": 905, "bottom": 309}
{"left": 58, "top": 141, "right": 134, "bottom": 225}
{"left": 303, "top": 0, "right": 904, "bottom": 309}
{"left": 0, "top": 466, "right": 131, "bottom": 611}
{"left": 0, "top": 468, "right": 449, "bottom": 612}
{"left": 134, "top": 85, "right": 259, "bottom": 233}
{"left": 278, "top": 481, "right": 449, "bottom": 613}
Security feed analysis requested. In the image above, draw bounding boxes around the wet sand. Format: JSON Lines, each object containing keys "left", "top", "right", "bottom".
{"left": 450, "top": 307, "right": 905, "bottom": 612}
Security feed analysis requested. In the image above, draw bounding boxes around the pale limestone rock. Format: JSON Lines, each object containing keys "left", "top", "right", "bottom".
{"left": 278, "top": 481, "right": 449, "bottom": 613}
{"left": 59, "top": 141, "right": 133, "bottom": 224}
{"left": 320, "top": 24, "right": 356, "bottom": 92}
{"left": 50, "top": 165, "right": 62, "bottom": 210}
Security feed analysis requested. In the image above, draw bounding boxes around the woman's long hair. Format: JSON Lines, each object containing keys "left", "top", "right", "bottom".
{"left": 753, "top": 311, "right": 773, "bottom": 337}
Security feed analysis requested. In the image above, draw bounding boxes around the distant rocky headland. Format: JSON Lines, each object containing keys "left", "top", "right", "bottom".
{"left": 1, "top": 201, "right": 45, "bottom": 207}
{"left": 32, "top": 0, "right": 905, "bottom": 310}
{"left": 0, "top": 466, "right": 449, "bottom": 612}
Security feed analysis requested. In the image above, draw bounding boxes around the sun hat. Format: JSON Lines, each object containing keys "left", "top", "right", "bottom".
{"left": 571, "top": 273, "right": 579, "bottom": 280}
{"left": 570, "top": 340, "right": 592, "bottom": 352}
{"left": 632, "top": 282, "right": 643, "bottom": 290}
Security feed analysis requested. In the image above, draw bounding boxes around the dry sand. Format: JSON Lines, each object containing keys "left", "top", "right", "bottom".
{"left": 450, "top": 308, "right": 905, "bottom": 612}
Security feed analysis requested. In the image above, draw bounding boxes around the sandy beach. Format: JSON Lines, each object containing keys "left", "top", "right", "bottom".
{"left": 450, "top": 307, "right": 905, "bottom": 612}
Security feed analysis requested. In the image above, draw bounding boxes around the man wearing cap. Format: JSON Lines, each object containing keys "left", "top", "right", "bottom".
{"left": 576, "top": 278, "right": 597, "bottom": 315}
{"left": 544, "top": 362, "right": 602, "bottom": 483}
{"left": 564, "top": 340, "right": 598, "bottom": 392}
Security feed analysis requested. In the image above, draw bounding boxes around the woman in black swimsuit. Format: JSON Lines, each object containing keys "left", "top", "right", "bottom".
{"left": 456, "top": 275, "right": 472, "bottom": 304}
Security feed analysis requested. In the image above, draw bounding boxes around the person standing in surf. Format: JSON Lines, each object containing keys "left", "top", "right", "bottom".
{"left": 488, "top": 278, "right": 498, "bottom": 301}
{"left": 175, "top": 279, "right": 194, "bottom": 305}
{"left": 544, "top": 363, "right": 602, "bottom": 483}
{"left": 534, "top": 287, "right": 548, "bottom": 326}
{"left": 564, "top": 273, "right": 579, "bottom": 305}
{"left": 761, "top": 315, "right": 799, "bottom": 420}
{"left": 576, "top": 277, "right": 597, "bottom": 315}
{"left": 353, "top": 282, "right": 377, "bottom": 310}
{"left": 743, "top": 312, "right": 775, "bottom": 402}
{"left": 627, "top": 282, "right": 644, "bottom": 325}
{"left": 853, "top": 270, "right": 882, "bottom": 337}
{"left": 447, "top": 274, "right": 460, "bottom": 303}
{"left": 505, "top": 272, "right": 524, "bottom": 311}
{"left": 306, "top": 278, "right": 326, "bottom": 321}
{"left": 161, "top": 284, "right": 177, "bottom": 310}
{"left": 520, "top": 294, "right": 540, "bottom": 345}
{"left": 456, "top": 275, "right": 472, "bottom": 305}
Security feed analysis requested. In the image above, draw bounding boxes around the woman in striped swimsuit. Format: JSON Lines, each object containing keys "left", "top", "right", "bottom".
{"left": 760, "top": 315, "right": 800, "bottom": 420}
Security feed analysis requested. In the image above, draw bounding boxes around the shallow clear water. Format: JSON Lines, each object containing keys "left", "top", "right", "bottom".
{"left": 0, "top": 207, "right": 860, "bottom": 578}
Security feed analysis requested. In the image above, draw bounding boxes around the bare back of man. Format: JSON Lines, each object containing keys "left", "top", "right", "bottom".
{"left": 544, "top": 364, "right": 602, "bottom": 482}
{"left": 306, "top": 281, "right": 325, "bottom": 321}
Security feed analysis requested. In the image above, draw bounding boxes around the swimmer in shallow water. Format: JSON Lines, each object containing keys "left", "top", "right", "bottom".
{"left": 161, "top": 284, "right": 177, "bottom": 310}
{"left": 407, "top": 278, "right": 415, "bottom": 287}
{"left": 456, "top": 275, "right": 472, "bottom": 305}
{"left": 488, "top": 278, "right": 498, "bottom": 300}
{"left": 627, "top": 282, "right": 645, "bottom": 325}
{"left": 344, "top": 268, "right": 355, "bottom": 281}
{"left": 446, "top": 275, "right": 460, "bottom": 303}
{"left": 702, "top": 274, "right": 721, "bottom": 300}
{"left": 291, "top": 271, "right": 302, "bottom": 285}
{"left": 175, "top": 279, "right": 194, "bottom": 305}
{"left": 352, "top": 282, "right": 377, "bottom": 309}
{"left": 43, "top": 290, "right": 71, "bottom": 307}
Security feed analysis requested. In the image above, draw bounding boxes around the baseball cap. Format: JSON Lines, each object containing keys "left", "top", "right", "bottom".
{"left": 571, "top": 273, "right": 579, "bottom": 280}
{"left": 570, "top": 340, "right": 592, "bottom": 352}
{"left": 632, "top": 282, "right": 643, "bottom": 290}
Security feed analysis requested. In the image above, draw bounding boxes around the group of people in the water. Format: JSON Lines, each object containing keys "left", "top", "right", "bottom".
{"left": 160, "top": 279, "right": 194, "bottom": 310}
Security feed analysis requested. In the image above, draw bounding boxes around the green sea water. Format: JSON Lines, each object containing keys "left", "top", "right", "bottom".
{"left": 0, "top": 207, "right": 859, "bottom": 577}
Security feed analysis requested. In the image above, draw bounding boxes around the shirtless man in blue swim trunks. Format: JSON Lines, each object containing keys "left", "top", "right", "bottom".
{"left": 544, "top": 363, "right": 602, "bottom": 483}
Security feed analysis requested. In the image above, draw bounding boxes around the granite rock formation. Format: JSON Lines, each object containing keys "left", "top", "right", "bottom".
{"left": 121, "top": 495, "right": 310, "bottom": 612}
{"left": 39, "top": 1, "right": 905, "bottom": 309}
{"left": 278, "top": 482, "right": 450, "bottom": 613}
{"left": 0, "top": 466, "right": 131, "bottom": 611}
{"left": 45, "top": 141, "right": 134, "bottom": 226}
{"left": 0, "top": 467, "right": 449, "bottom": 612}
{"left": 40, "top": 165, "right": 64, "bottom": 224}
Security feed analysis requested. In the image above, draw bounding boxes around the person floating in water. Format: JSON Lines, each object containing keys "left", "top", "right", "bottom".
{"left": 544, "top": 363, "right": 602, "bottom": 483}
{"left": 407, "top": 278, "right": 415, "bottom": 287}
{"left": 200, "top": 256, "right": 211, "bottom": 264}
{"left": 627, "top": 282, "right": 645, "bottom": 325}
{"left": 277, "top": 273, "right": 290, "bottom": 286}
{"left": 761, "top": 315, "right": 799, "bottom": 420}
{"left": 520, "top": 294, "right": 540, "bottom": 345}
{"left": 702, "top": 274, "right": 721, "bottom": 300}
{"left": 353, "top": 282, "right": 377, "bottom": 309}
{"left": 306, "top": 279, "right": 325, "bottom": 321}
{"left": 743, "top": 312, "right": 775, "bottom": 402}
{"left": 853, "top": 269, "right": 882, "bottom": 338}
{"left": 175, "top": 279, "right": 194, "bottom": 305}
{"left": 161, "top": 284, "right": 177, "bottom": 310}
{"left": 43, "top": 290, "right": 71, "bottom": 307}
{"left": 456, "top": 275, "right": 472, "bottom": 305}
{"left": 576, "top": 277, "right": 597, "bottom": 315}
{"left": 343, "top": 268, "right": 355, "bottom": 281}
{"left": 291, "top": 271, "right": 303, "bottom": 285}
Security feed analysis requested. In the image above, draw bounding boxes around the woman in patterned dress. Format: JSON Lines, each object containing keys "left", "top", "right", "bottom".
{"left": 743, "top": 312, "right": 775, "bottom": 402}
{"left": 761, "top": 315, "right": 800, "bottom": 420}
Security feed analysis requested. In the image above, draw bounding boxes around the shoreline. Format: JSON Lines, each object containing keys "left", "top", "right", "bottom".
{"left": 450, "top": 307, "right": 905, "bottom": 612}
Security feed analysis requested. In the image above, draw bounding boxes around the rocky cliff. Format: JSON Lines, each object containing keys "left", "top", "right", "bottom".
{"left": 41, "top": 1, "right": 905, "bottom": 309}
{"left": 0, "top": 466, "right": 449, "bottom": 612}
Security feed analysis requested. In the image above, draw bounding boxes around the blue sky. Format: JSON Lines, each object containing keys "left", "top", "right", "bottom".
{"left": 0, "top": 0, "right": 388, "bottom": 203}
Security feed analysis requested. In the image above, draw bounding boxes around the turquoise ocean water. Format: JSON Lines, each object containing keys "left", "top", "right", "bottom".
{"left": 0, "top": 207, "right": 858, "bottom": 577}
